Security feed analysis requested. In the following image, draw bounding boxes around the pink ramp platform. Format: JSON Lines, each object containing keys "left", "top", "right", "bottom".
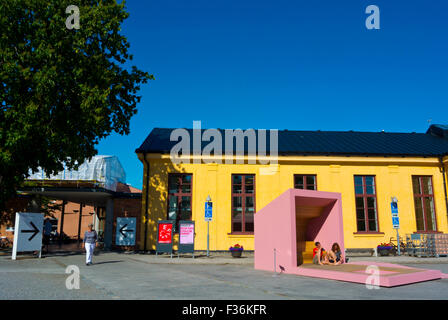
{"left": 295, "top": 262, "right": 443, "bottom": 287}
{"left": 254, "top": 188, "right": 445, "bottom": 287}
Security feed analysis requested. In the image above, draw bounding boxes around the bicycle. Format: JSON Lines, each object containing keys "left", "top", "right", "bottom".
{"left": 389, "top": 236, "right": 406, "bottom": 256}
{"left": 0, "top": 236, "right": 12, "bottom": 249}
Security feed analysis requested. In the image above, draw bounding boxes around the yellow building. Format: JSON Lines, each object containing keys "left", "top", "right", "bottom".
{"left": 136, "top": 125, "right": 448, "bottom": 252}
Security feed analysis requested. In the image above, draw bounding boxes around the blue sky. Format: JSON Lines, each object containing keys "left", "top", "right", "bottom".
{"left": 97, "top": 0, "right": 448, "bottom": 189}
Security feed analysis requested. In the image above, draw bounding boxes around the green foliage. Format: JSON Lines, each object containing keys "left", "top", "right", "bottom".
{"left": 0, "top": 0, "right": 153, "bottom": 209}
{"left": 38, "top": 196, "right": 63, "bottom": 218}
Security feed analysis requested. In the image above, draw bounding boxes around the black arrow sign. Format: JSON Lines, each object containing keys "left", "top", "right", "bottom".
{"left": 21, "top": 221, "right": 40, "bottom": 241}
{"left": 119, "top": 224, "right": 134, "bottom": 238}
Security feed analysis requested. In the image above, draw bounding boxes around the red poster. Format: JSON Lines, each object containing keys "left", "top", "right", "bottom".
{"left": 158, "top": 223, "right": 173, "bottom": 244}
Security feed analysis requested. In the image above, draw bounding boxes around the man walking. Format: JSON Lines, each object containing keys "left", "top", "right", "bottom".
{"left": 82, "top": 223, "right": 97, "bottom": 265}
{"left": 43, "top": 218, "right": 53, "bottom": 253}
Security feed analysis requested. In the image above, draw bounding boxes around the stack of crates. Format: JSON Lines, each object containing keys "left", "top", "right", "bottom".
{"left": 426, "top": 234, "right": 437, "bottom": 257}
{"left": 406, "top": 233, "right": 448, "bottom": 257}
{"left": 434, "top": 234, "right": 448, "bottom": 257}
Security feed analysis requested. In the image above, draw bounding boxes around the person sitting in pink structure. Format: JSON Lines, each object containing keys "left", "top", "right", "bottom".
{"left": 313, "top": 241, "right": 344, "bottom": 265}
{"left": 312, "top": 242, "right": 329, "bottom": 265}
{"left": 328, "top": 242, "right": 343, "bottom": 265}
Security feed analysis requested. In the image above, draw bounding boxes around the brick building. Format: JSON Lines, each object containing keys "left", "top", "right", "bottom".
{"left": 1, "top": 182, "right": 142, "bottom": 251}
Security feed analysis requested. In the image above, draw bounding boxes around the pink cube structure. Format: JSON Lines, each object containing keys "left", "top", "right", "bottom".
{"left": 255, "top": 188, "right": 344, "bottom": 273}
{"left": 254, "top": 188, "right": 445, "bottom": 287}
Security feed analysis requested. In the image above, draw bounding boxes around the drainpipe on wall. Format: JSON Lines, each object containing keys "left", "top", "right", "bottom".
{"left": 143, "top": 152, "right": 150, "bottom": 253}
{"left": 439, "top": 157, "right": 448, "bottom": 224}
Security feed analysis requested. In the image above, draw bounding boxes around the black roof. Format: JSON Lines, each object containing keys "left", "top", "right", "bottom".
{"left": 136, "top": 126, "right": 448, "bottom": 157}
{"left": 427, "top": 124, "right": 448, "bottom": 140}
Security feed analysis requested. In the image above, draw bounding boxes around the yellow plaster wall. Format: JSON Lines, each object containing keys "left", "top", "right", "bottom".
{"left": 138, "top": 154, "right": 448, "bottom": 251}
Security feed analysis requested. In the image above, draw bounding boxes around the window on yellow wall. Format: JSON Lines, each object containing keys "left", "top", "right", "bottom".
{"left": 167, "top": 174, "right": 192, "bottom": 233}
{"left": 354, "top": 175, "right": 379, "bottom": 232}
{"left": 412, "top": 176, "right": 437, "bottom": 232}
{"left": 294, "top": 174, "right": 317, "bottom": 190}
{"left": 231, "top": 174, "right": 255, "bottom": 234}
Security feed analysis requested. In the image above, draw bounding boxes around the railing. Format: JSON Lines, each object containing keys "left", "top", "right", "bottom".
{"left": 23, "top": 179, "right": 105, "bottom": 189}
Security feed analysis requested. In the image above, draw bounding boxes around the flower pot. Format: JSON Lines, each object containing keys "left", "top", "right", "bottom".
{"left": 378, "top": 249, "right": 390, "bottom": 256}
{"left": 231, "top": 250, "right": 243, "bottom": 258}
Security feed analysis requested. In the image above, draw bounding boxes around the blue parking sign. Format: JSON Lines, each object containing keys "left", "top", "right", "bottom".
{"left": 390, "top": 201, "right": 399, "bottom": 229}
{"left": 391, "top": 202, "right": 398, "bottom": 215}
{"left": 392, "top": 217, "right": 400, "bottom": 229}
{"left": 205, "top": 202, "right": 213, "bottom": 221}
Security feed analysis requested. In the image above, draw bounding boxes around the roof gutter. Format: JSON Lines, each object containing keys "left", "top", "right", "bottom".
{"left": 143, "top": 152, "right": 150, "bottom": 253}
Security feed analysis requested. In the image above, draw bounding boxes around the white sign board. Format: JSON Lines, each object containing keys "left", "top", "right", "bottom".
{"left": 116, "top": 217, "right": 136, "bottom": 246}
{"left": 12, "top": 212, "right": 44, "bottom": 260}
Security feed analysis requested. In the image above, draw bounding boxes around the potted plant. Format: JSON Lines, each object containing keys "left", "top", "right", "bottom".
{"left": 229, "top": 244, "right": 244, "bottom": 258}
{"left": 377, "top": 243, "right": 393, "bottom": 256}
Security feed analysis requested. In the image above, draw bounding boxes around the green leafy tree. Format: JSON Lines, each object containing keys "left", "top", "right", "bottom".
{"left": 0, "top": 0, "right": 154, "bottom": 210}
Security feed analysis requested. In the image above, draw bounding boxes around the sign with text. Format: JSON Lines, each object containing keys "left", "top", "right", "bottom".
{"left": 116, "top": 217, "right": 136, "bottom": 246}
{"left": 178, "top": 221, "right": 195, "bottom": 255}
{"left": 180, "top": 222, "right": 194, "bottom": 244}
{"left": 156, "top": 220, "right": 174, "bottom": 255}
{"left": 12, "top": 212, "right": 44, "bottom": 260}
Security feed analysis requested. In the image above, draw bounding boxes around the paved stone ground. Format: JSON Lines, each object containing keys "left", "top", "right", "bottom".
{"left": 1, "top": 251, "right": 448, "bottom": 300}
